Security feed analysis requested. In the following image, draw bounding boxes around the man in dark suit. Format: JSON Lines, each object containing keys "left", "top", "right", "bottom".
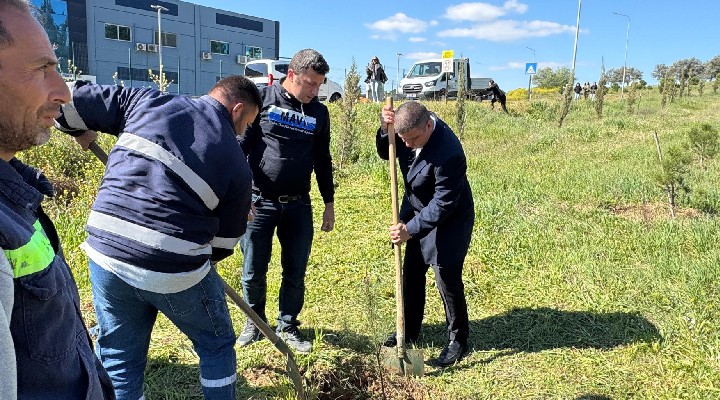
{"left": 376, "top": 101, "right": 475, "bottom": 367}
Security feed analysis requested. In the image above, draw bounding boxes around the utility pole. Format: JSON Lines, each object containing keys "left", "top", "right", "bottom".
{"left": 613, "top": 12, "right": 630, "bottom": 100}
{"left": 396, "top": 52, "right": 402, "bottom": 97}
{"left": 151, "top": 4, "right": 168, "bottom": 91}
{"left": 526, "top": 47, "right": 535, "bottom": 100}
{"left": 570, "top": 0, "right": 582, "bottom": 86}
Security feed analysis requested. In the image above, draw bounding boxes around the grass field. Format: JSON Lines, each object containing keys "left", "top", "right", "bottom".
{"left": 18, "top": 88, "right": 720, "bottom": 399}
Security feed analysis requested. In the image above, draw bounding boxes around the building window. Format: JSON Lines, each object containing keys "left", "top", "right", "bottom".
{"left": 154, "top": 31, "right": 177, "bottom": 48}
{"left": 245, "top": 46, "right": 262, "bottom": 59}
{"left": 210, "top": 40, "right": 229, "bottom": 55}
{"left": 117, "top": 66, "right": 177, "bottom": 83}
{"left": 105, "top": 23, "right": 131, "bottom": 41}
{"left": 216, "top": 13, "right": 263, "bottom": 32}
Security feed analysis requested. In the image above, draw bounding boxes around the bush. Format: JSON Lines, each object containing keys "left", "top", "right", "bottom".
{"left": 686, "top": 123, "right": 719, "bottom": 169}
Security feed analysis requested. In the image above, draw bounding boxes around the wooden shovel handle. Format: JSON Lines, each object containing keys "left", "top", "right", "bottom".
{"left": 386, "top": 96, "right": 407, "bottom": 357}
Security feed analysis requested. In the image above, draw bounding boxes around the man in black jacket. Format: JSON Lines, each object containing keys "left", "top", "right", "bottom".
{"left": 487, "top": 79, "right": 508, "bottom": 113}
{"left": 377, "top": 101, "right": 475, "bottom": 367}
{"left": 237, "top": 49, "right": 335, "bottom": 354}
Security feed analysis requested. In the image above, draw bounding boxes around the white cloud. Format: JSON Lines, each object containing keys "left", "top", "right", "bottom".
{"left": 430, "top": 20, "right": 439, "bottom": 26}
{"left": 438, "top": 19, "right": 578, "bottom": 41}
{"left": 408, "top": 37, "right": 426, "bottom": 42}
{"left": 404, "top": 52, "right": 440, "bottom": 60}
{"left": 444, "top": 0, "right": 528, "bottom": 22}
{"left": 365, "top": 13, "right": 428, "bottom": 34}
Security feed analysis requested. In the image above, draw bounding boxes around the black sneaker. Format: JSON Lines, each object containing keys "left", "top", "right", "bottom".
{"left": 277, "top": 325, "right": 313, "bottom": 354}
{"left": 237, "top": 320, "right": 263, "bottom": 346}
{"left": 434, "top": 341, "right": 468, "bottom": 367}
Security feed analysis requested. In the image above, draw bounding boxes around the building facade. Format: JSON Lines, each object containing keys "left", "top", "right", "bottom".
{"left": 33, "top": 0, "right": 279, "bottom": 95}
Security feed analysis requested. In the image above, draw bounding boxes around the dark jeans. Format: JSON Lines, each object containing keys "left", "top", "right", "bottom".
{"left": 240, "top": 192, "right": 313, "bottom": 330}
{"left": 402, "top": 239, "right": 469, "bottom": 345}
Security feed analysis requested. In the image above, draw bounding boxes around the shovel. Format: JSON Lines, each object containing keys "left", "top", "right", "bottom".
{"left": 86, "top": 140, "right": 307, "bottom": 399}
{"left": 378, "top": 97, "right": 425, "bottom": 376}
{"left": 221, "top": 281, "right": 306, "bottom": 400}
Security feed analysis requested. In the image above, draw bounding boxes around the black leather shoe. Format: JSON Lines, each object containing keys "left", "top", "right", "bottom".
{"left": 434, "top": 341, "right": 468, "bottom": 367}
{"left": 382, "top": 333, "right": 417, "bottom": 347}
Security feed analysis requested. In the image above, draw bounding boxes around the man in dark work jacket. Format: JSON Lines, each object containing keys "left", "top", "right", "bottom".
{"left": 376, "top": 101, "right": 475, "bottom": 367}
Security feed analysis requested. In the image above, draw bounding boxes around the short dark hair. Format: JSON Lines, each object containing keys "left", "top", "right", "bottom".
{"left": 289, "top": 48, "right": 329, "bottom": 76}
{"left": 395, "top": 101, "right": 431, "bottom": 134}
{"left": 209, "top": 75, "right": 262, "bottom": 110}
{"left": 0, "top": 0, "right": 31, "bottom": 50}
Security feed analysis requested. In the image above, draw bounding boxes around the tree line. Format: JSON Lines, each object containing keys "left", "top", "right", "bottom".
{"left": 532, "top": 55, "right": 720, "bottom": 90}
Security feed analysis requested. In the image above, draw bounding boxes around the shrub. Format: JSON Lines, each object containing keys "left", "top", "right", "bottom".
{"left": 653, "top": 140, "right": 692, "bottom": 216}
{"left": 595, "top": 60, "right": 607, "bottom": 118}
{"left": 685, "top": 123, "right": 719, "bottom": 169}
{"left": 455, "top": 61, "right": 467, "bottom": 139}
{"left": 506, "top": 88, "right": 527, "bottom": 100}
{"left": 335, "top": 59, "right": 362, "bottom": 168}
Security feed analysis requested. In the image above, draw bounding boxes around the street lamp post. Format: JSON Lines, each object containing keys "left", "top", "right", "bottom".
{"left": 613, "top": 12, "right": 630, "bottom": 100}
{"left": 151, "top": 4, "right": 168, "bottom": 90}
{"left": 396, "top": 52, "right": 402, "bottom": 97}
{"left": 526, "top": 46, "right": 535, "bottom": 100}
{"left": 570, "top": 0, "right": 582, "bottom": 87}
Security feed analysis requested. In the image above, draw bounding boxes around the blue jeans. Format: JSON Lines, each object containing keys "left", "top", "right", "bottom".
{"left": 89, "top": 260, "right": 237, "bottom": 400}
{"left": 241, "top": 193, "right": 313, "bottom": 330}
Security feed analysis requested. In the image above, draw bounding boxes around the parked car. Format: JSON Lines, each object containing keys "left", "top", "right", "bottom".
{"left": 244, "top": 59, "right": 344, "bottom": 102}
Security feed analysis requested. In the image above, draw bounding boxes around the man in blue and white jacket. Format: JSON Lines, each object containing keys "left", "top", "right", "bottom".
{"left": 55, "top": 76, "right": 261, "bottom": 400}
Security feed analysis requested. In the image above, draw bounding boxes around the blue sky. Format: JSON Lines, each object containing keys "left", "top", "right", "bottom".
{"left": 194, "top": 0, "right": 720, "bottom": 91}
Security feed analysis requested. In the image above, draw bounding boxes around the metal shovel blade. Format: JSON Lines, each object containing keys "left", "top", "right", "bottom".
{"left": 379, "top": 345, "right": 425, "bottom": 376}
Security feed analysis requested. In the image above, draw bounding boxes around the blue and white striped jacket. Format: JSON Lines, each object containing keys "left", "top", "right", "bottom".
{"left": 57, "top": 82, "right": 251, "bottom": 293}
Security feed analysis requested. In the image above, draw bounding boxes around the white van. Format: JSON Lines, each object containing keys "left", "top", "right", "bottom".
{"left": 244, "top": 59, "right": 344, "bottom": 102}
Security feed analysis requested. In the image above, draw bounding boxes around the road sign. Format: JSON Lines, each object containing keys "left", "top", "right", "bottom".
{"left": 525, "top": 62, "right": 537, "bottom": 75}
{"left": 442, "top": 59, "right": 454, "bottom": 73}
{"left": 442, "top": 50, "right": 454, "bottom": 59}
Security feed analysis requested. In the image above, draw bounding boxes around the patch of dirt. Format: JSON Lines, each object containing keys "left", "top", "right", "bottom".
{"left": 243, "top": 353, "right": 440, "bottom": 400}
{"left": 311, "top": 354, "right": 434, "bottom": 400}
{"left": 607, "top": 202, "right": 701, "bottom": 222}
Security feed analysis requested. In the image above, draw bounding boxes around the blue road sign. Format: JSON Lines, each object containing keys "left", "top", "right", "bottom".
{"left": 525, "top": 62, "right": 537, "bottom": 75}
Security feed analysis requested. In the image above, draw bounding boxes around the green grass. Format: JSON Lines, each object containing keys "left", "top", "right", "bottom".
{"left": 18, "top": 88, "right": 720, "bottom": 399}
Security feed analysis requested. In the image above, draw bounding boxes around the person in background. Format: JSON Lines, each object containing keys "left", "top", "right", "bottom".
{"left": 236, "top": 49, "right": 335, "bottom": 354}
{"left": 574, "top": 82, "right": 582, "bottom": 100}
{"left": 0, "top": 0, "right": 114, "bottom": 397}
{"left": 365, "top": 56, "right": 388, "bottom": 102}
{"left": 590, "top": 82, "right": 598, "bottom": 101}
{"left": 376, "top": 101, "right": 475, "bottom": 367}
{"left": 486, "top": 79, "right": 509, "bottom": 114}
{"left": 54, "top": 75, "right": 261, "bottom": 400}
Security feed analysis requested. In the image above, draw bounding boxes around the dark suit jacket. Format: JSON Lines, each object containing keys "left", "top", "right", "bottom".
{"left": 376, "top": 116, "right": 474, "bottom": 265}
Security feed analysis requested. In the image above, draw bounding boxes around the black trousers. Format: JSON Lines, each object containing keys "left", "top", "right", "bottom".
{"left": 402, "top": 239, "right": 469, "bottom": 345}
{"left": 491, "top": 95, "right": 509, "bottom": 113}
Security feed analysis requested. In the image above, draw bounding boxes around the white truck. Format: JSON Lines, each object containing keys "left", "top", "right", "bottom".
{"left": 398, "top": 58, "right": 492, "bottom": 100}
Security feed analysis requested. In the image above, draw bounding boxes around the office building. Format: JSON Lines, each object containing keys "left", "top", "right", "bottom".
{"left": 32, "top": 0, "right": 279, "bottom": 95}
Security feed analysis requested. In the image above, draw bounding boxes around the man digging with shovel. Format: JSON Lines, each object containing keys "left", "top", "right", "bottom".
{"left": 55, "top": 76, "right": 261, "bottom": 400}
{"left": 376, "top": 101, "right": 475, "bottom": 368}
